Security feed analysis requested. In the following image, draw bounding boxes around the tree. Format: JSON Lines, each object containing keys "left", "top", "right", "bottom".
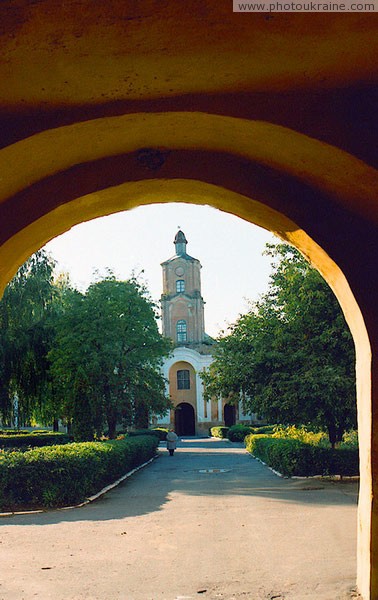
{"left": 202, "top": 243, "right": 356, "bottom": 446}
{"left": 0, "top": 250, "right": 56, "bottom": 425}
{"left": 49, "top": 274, "right": 171, "bottom": 439}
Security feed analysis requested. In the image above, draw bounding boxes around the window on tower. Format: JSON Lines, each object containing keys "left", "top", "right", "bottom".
{"left": 176, "top": 319, "right": 187, "bottom": 342}
{"left": 177, "top": 369, "right": 190, "bottom": 390}
{"left": 176, "top": 279, "right": 185, "bottom": 293}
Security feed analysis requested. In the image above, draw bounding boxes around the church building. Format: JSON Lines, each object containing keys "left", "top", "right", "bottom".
{"left": 155, "top": 230, "right": 253, "bottom": 436}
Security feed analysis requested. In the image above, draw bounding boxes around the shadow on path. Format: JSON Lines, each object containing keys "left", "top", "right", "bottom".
{"left": 2, "top": 437, "right": 358, "bottom": 526}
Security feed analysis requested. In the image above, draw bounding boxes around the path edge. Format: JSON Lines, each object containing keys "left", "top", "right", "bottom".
{"left": 0, "top": 453, "right": 160, "bottom": 518}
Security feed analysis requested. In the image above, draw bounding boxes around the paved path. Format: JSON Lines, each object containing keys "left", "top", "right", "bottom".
{"left": 0, "top": 438, "right": 358, "bottom": 600}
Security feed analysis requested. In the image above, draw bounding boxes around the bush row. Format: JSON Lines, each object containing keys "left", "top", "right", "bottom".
{"left": 210, "top": 424, "right": 276, "bottom": 441}
{"left": 0, "top": 435, "right": 158, "bottom": 511}
{"left": 227, "top": 424, "right": 276, "bottom": 441}
{"left": 0, "top": 432, "right": 71, "bottom": 448}
{"left": 245, "top": 434, "right": 359, "bottom": 477}
{"left": 126, "top": 428, "right": 168, "bottom": 441}
{"left": 0, "top": 429, "right": 48, "bottom": 435}
{"left": 210, "top": 426, "right": 230, "bottom": 439}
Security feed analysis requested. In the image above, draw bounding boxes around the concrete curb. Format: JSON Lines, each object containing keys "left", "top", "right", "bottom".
{"left": 249, "top": 453, "right": 360, "bottom": 481}
{"left": 0, "top": 453, "right": 159, "bottom": 518}
{"left": 250, "top": 453, "right": 285, "bottom": 477}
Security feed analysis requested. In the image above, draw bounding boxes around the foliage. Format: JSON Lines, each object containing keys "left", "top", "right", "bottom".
{"left": 0, "top": 253, "right": 171, "bottom": 439}
{"left": 210, "top": 426, "right": 229, "bottom": 438}
{"left": 48, "top": 274, "right": 172, "bottom": 440}
{"left": 245, "top": 434, "right": 359, "bottom": 477}
{"left": 0, "top": 251, "right": 56, "bottom": 425}
{"left": 0, "top": 432, "right": 70, "bottom": 448}
{"left": 272, "top": 425, "right": 329, "bottom": 447}
{"left": 227, "top": 424, "right": 254, "bottom": 442}
{"left": 0, "top": 435, "right": 158, "bottom": 510}
{"left": 340, "top": 429, "right": 359, "bottom": 449}
{"left": 151, "top": 428, "right": 169, "bottom": 441}
{"left": 201, "top": 243, "right": 356, "bottom": 447}
{"left": 127, "top": 428, "right": 162, "bottom": 439}
{"left": 253, "top": 425, "right": 276, "bottom": 435}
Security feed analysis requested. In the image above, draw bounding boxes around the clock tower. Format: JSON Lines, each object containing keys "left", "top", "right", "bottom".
{"left": 156, "top": 229, "right": 254, "bottom": 436}
{"left": 160, "top": 230, "right": 206, "bottom": 348}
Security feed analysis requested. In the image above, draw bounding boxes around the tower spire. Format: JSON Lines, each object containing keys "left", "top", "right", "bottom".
{"left": 174, "top": 229, "right": 188, "bottom": 256}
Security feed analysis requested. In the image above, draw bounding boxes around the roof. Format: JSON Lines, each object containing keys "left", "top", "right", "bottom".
{"left": 161, "top": 253, "right": 199, "bottom": 266}
{"left": 174, "top": 230, "right": 188, "bottom": 245}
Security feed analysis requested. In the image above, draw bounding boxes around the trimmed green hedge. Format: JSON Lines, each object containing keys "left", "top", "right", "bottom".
{"left": 152, "top": 428, "right": 169, "bottom": 441}
{"left": 127, "top": 428, "right": 169, "bottom": 441}
{"left": 0, "top": 432, "right": 71, "bottom": 448}
{"left": 127, "top": 428, "right": 160, "bottom": 439}
{"left": 228, "top": 424, "right": 254, "bottom": 441}
{"left": 253, "top": 425, "right": 276, "bottom": 435}
{"left": 0, "top": 435, "right": 158, "bottom": 511}
{"left": 245, "top": 434, "right": 359, "bottom": 477}
{"left": 210, "top": 426, "right": 229, "bottom": 439}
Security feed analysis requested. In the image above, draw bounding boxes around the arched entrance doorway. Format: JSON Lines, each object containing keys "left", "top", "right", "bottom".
{"left": 175, "top": 402, "right": 196, "bottom": 436}
{"left": 224, "top": 403, "right": 236, "bottom": 427}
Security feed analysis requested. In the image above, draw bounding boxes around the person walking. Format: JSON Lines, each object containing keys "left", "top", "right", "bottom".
{"left": 166, "top": 429, "right": 178, "bottom": 456}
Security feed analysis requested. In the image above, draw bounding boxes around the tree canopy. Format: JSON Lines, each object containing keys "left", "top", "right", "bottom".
{"left": 0, "top": 257, "right": 171, "bottom": 439}
{"left": 201, "top": 243, "right": 356, "bottom": 446}
{"left": 49, "top": 274, "right": 171, "bottom": 439}
{"left": 0, "top": 250, "right": 56, "bottom": 425}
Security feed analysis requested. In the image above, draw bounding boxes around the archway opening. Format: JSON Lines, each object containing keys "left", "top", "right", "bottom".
{"left": 175, "top": 402, "right": 196, "bottom": 436}
{"left": 0, "top": 110, "right": 374, "bottom": 598}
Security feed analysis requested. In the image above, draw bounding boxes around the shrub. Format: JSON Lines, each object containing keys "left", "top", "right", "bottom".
{"left": 251, "top": 425, "right": 276, "bottom": 435}
{"left": 127, "top": 428, "right": 162, "bottom": 439}
{"left": 341, "top": 429, "right": 359, "bottom": 449}
{"left": 228, "top": 424, "right": 254, "bottom": 442}
{"left": 0, "top": 429, "right": 30, "bottom": 435}
{"left": 272, "top": 425, "right": 329, "bottom": 447}
{"left": 151, "top": 428, "right": 169, "bottom": 441}
{"left": 0, "top": 435, "right": 158, "bottom": 511}
{"left": 245, "top": 434, "right": 359, "bottom": 477}
{"left": 0, "top": 432, "right": 71, "bottom": 449}
{"left": 210, "top": 426, "right": 229, "bottom": 439}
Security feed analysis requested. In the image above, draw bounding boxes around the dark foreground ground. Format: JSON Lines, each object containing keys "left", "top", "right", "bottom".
{"left": 0, "top": 438, "right": 359, "bottom": 600}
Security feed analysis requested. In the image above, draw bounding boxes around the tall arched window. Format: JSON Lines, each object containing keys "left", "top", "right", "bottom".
{"left": 176, "top": 319, "right": 187, "bottom": 342}
{"left": 176, "top": 279, "right": 185, "bottom": 293}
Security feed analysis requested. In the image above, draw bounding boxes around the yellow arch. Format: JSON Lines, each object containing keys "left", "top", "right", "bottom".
{"left": 0, "top": 112, "right": 377, "bottom": 223}
{"left": 0, "top": 113, "right": 374, "bottom": 595}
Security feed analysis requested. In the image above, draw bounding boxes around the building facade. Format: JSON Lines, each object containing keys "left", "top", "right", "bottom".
{"left": 156, "top": 230, "right": 254, "bottom": 436}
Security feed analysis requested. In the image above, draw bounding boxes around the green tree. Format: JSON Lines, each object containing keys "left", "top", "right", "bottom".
{"left": 49, "top": 274, "right": 171, "bottom": 439}
{"left": 0, "top": 250, "right": 56, "bottom": 425}
{"left": 202, "top": 243, "right": 356, "bottom": 447}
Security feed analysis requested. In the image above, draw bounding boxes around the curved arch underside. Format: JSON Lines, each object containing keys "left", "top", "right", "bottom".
{"left": 0, "top": 109, "right": 375, "bottom": 598}
{"left": 0, "top": 111, "right": 376, "bottom": 339}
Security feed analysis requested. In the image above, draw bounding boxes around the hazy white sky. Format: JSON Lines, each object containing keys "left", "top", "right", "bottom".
{"left": 44, "top": 203, "right": 277, "bottom": 337}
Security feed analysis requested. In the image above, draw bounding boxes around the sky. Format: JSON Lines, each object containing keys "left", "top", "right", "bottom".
{"left": 44, "top": 203, "right": 277, "bottom": 337}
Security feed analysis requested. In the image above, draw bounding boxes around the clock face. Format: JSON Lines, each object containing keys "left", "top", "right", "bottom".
{"left": 175, "top": 267, "right": 184, "bottom": 276}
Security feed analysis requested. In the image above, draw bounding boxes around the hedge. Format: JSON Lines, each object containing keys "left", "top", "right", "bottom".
{"left": 126, "top": 428, "right": 169, "bottom": 441}
{"left": 0, "top": 432, "right": 71, "bottom": 449}
{"left": 228, "top": 424, "right": 254, "bottom": 442}
{"left": 152, "top": 428, "right": 169, "bottom": 441}
{"left": 0, "top": 435, "right": 158, "bottom": 511}
{"left": 245, "top": 434, "right": 359, "bottom": 477}
{"left": 210, "top": 426, "right": 229, "bottom": 439}
{"left": 253, "top": 425, "right": 276, "bottom": 435}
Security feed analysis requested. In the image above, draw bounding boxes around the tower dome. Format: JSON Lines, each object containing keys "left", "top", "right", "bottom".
{"left": 174, "top": 230, "right": 188, "bottom": 255}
